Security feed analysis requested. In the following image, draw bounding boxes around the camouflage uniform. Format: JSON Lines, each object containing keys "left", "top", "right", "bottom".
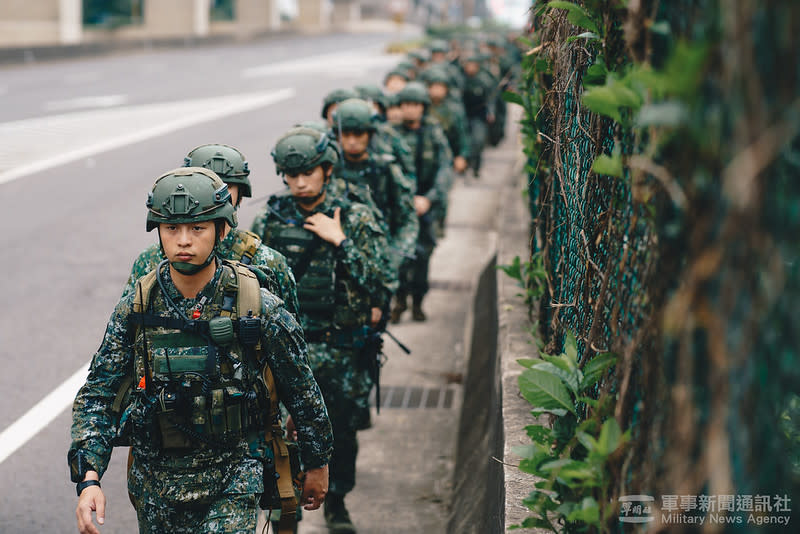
{"left": 254, "top": 191, "right": 391, "bottom": 498}
{"left": 461, "top": 58, "right": 498, "bottom": 176}
{"left": 396, "top": 113, "right": 453, "bottom": 318}
{"left": 121, "top": 228, "right": 299, "bottom": 318}
{"left": 69, "top": 260, "right": 332, "bottom": 533}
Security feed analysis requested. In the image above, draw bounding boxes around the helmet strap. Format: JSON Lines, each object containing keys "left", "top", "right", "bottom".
{"left": 170, "top": 252, "right": 215, "bottom": 276}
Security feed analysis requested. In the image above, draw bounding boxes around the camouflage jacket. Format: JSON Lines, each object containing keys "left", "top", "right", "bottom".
{"left": 333, "top": 153, "right": 419, "bottom": 265}
{"left": 398, "top": 116, "right": 453, "bottom": 209}
{"left": 121, "top": 228, "right": 299, "bottom": 318}
{"left": 371, "top": 121, "right": 417, "bottom": 184}
{"left": 252, "top": 192, "right": 393, "bottom": 329}
{"left": 462, "top": 69, "right": 498, "bottom": 119}
{"left": 429, "top": 99, "right": 471, "bottom": 159}
{"left": 69, "top": 263, "right": 332, "bottom": 499}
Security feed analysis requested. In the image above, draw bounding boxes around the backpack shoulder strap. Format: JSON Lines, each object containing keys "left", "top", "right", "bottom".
{"left": 132, "top": 269, "right": 159, "bottom": 313}
{"left": 230, "top": 260, "right": 300, "bottom": 529}
{"left": 230, "top": 230, "right": 263, "bottom": 265}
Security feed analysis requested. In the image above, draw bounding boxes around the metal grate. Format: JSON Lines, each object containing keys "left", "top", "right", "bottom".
{"left": 371, "top": 385, "right": 458, "bottom": 410}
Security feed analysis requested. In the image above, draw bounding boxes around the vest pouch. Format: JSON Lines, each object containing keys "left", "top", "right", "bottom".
{"left": 209, "top": 316, "right": 234, "bottom": 347}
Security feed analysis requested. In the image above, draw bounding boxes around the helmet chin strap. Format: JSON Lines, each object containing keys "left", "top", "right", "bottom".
{"left": 158, "top": 232, "right": 220, "bottom": 276}
{"left": 293, "top": 180, "right": 328, "bottom": 208}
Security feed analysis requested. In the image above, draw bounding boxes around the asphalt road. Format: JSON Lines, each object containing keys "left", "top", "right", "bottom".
{"left": 0, "top": 30, "right": 418, "bottom": 533}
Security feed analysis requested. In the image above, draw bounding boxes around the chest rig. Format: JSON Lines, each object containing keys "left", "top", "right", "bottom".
{"left": 336, "top": 156, "right": 395, "bottom": 217}
{"left": 267, "top": 201, "right": 365, "bottom": 332}
{"left": 130, "top": 260, "right": 268, "bottom": 451}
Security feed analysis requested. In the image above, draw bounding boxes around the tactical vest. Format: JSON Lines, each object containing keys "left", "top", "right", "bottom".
{"left": 127, "top": 260, "right": 299, "bottom": 531}
{"left": 267, "top": 204, "right": 366, "bottom": 332}
{"left": 336, "top": 155, "right": 396, "bottom": 219}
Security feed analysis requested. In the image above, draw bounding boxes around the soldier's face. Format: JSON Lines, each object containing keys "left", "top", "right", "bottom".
{"left": 464, "top": 61, "right": 480, "bottom": 76}
{"left": 384, "top": 76, "right": 407, "bottom": 94}
{"left": 339, "top": 130, "right": 371, "bottom": 157}
{"left": 285, "top": 166, "right": 327, "bottom": 201}
{"left": 401, "top": 102, "right": 425, "bottom": 122}
{"left": 159, "top": 222, "right": 217, "bottom": 266}
{"left": 386, "top": 106, "right": 404, "bottom": 124}
{"left": 431, "top": 52, "right": 446, "bottom": 63}
{"left": 428, "top": 83, "right": 448, "bottom": 102}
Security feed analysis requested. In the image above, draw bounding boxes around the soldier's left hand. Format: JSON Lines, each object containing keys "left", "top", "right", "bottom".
{"left": 414, "top": 196, "right": 432, "bottom": 216}
{"left": 304, "top": 208, "right": 347, "bottom": 246}
{"left": 301, "top": 465, "right": 330, "bottom": 510}
{"left": 454, "top": 156, "right": 468, "bottom": 173}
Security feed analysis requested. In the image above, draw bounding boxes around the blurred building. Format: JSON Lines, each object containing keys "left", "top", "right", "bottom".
{"left": 0, "top": 0, "right": 368, "bottom": 49}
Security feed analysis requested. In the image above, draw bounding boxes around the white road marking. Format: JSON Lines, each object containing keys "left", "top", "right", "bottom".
{"left": 0, "top": 87, "right": 295, "bottom": 186}
{"left": 241, "top": 48, "right": 398, "bottom": 79}
{"left": 0, "top": 362, "right": 89, "bottom": 465}
{"left": 43, "top": 94, "right": 128, "bottom": 112}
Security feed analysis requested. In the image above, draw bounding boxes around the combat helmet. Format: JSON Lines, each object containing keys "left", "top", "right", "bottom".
{"left": 146, "top": 167, "right": 236, "bottom": 232}
{"left": 272, "top": 127, "right": 338, "bottom": 176}
{"left": 354, "top": 84, "right": 388, "bottom": 113}
{"left": 183, "top": 143, "right": 252, "bottom": 198}
{"left": 420, "top": 66, "right": 452, "bottom": 87}
{"left": 428, "top": 39, "right": 449, "bottom": 54}
{"left": 396, "top": 81, "right": 431, "bottom": 106}
{"left": 331, "top": 98, "right": 377, "bottom": 133}
{"left": 321, "top": 88, "right": 359, "bottom": 120}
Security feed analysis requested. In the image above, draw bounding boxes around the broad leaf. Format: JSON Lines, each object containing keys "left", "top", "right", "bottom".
{"left": 592, "top": 154, "right": 623, "bottom": 177}
{"left": 502, "top": 90, "right": 525, "bottom": 106}
{"left": 581, "top": 352, "right": 617, "bottom": 389}
{"left": 517, "top": 358, "right": 539, "bottom": 369}
{"left": 519, "top": 368, "right": 577, "bottom": 414}
{"left": 597, "top": 418, "right": 622, "bottom": 455}
{"left": 567, "top": 497, "right": 601, "bottom": 523}
{"left": 531, "top": 406, "right": 568, "bottom": 417}
{"left": 548, "top": 1, "right": 600, "bottom": 35}
{"left": 532, "top": 361, "right": 581, "bottom": 396}
{"left": 563, "top": 330, "right": 578, "bottom": 364}
{"left": 525, "top": 424, "right": 553, "bottom": 444}
{"left": 576, "top": 430, "right": 599, "bottom": 451}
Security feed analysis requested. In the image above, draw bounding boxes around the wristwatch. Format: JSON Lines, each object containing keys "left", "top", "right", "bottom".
{"left": 76, "top": 479, "right": 101, "bottom": 497}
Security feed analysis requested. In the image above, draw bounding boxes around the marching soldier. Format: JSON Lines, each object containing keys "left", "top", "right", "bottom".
{"left": 252, "top": 127, "right": 392, "bottom": 534}
{"left": 392, "top": 82, "right": 453, "bottom": 322}
{"left": 69, "top": 167, "right": 332, "bottom": 534}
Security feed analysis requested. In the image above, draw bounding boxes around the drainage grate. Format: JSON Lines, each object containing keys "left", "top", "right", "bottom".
{"left": 427, "top": 279, "right": 475, "bottom": 292}
{"left": 371, "top": 385, "right": 458, "bottom": 410}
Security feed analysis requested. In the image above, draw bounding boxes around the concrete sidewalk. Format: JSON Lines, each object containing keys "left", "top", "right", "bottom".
{"left": 268, "top": 109, "right": 524, "bottom": 534}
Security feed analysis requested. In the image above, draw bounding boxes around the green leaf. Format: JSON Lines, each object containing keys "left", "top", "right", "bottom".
{"left": 582, "top": 75, "right": 643, "bottom": 122}
{"left": 592, "top": 154, "right": 623, "bottom": 177}
{"left": 576, "top": 431, "right": 599, "bottom": 451}
{"left": 502, "top": 90, "right": 525, "bottom": 106}
{"left": 531, "top": 406, "right": 568, "bottom": 417}
{"left": 597, "top": 418, "right": 622, "bottom": 455}
{"left": 577, "top": 395, "right": 600, "bottom": 408}
{"left": 497, "top": 256, "right": 523, "bottom": 282}
{"left": 563, "top": 330, "right": 578, "bottom": 363}
{"left": 567, "top": 31, "right": 600, "bottom": 43}
{"left": 580, "top": 352, "right": 617, "bottom": 389}
{"left": 567, "top": 497, "right": 601, "bottom": 524}
{"left": 547, "top": 1, "right": 600, "bottom": 35}
{"left": 512, "top": 444, "right": 539, "bottom": 459}
{"left": 519, "top": 368, "right": 577, "bottom": 414}
{"left": 525, "top": 424, "right": 553, "bottom": 444}
{"left": 635, "top": 101, "right": 689, "bottom": 128}
{"left": 517, "top": 358, "right": 539, "bottom": 369}
{"left": 532, "top": 361, "right": 581, "bottom": 396}
{"left": 540, "top": 459, "right": 597, "bottom": 480}
{"left": 584, "top": 58, "right": 608, "bottom": 85}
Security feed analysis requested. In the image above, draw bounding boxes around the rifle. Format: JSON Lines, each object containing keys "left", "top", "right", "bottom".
{"left": 361, "top": 313, "right": 411, "bottom": 414}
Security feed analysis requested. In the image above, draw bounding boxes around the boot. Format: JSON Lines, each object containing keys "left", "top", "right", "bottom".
{"left": 390, "top": 292, "right": 407, "bottom": 324}
{"left": 324, "top": 493, "right": 356, "bottom": 534}
{"left": 411, "top": 296, "right": 427, "bottom": 322}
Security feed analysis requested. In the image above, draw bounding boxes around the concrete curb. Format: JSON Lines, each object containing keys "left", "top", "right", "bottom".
{"left": 447, "top": 116, "right": 546, "bottom": 533}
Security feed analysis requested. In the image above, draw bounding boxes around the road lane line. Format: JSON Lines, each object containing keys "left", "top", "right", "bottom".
{"left": 0, "top": 87, "right": 295, "bottom": 186}
{"left": 43, "top": 94, "right": 128, "bottom": 112}
{"left": 0, "top": 362, "right": 89, "bottom": 465}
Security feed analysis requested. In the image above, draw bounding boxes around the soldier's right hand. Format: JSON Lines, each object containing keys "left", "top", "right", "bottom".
{"left": 76, "top": 485, "right": 105, "bottom": 534}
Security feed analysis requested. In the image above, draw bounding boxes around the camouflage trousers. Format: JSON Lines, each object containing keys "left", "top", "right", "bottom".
{"left": 134, "top": 493, "right": 258, "bottom": 533}
{"left": 306, "top": 342, "right": 372, "bottom": 495}
{"left": 467, "top": 116, "right": 488, "bottom": 175}
{"left": 398, "top": 221, "right": 437, "bottom": 300}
